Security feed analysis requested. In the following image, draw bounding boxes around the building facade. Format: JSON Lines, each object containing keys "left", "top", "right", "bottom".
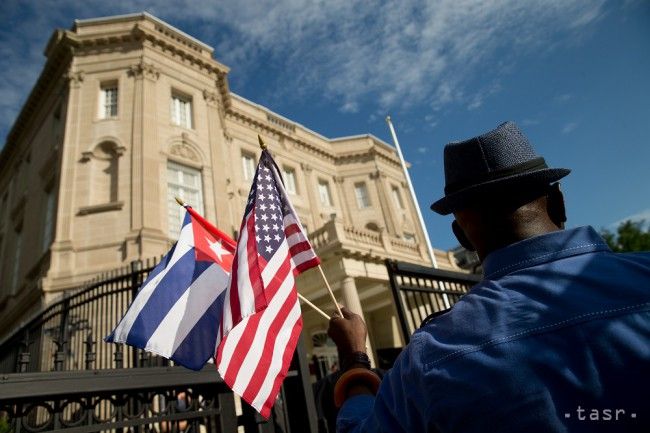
{"left": 0, "top": 13, "right": 461, "bottom": 362}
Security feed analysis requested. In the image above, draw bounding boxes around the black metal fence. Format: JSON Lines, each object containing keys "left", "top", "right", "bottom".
{"left": 0, "top": 258, "right": 318, "bottom": 433}
{"left": 386, "top": 259, "right": 482, "bottom": 344}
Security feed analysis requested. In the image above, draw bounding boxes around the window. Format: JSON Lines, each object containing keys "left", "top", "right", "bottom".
{"left": 167, "top": 161, "right": 204, "bottom": 238}
{"left": 242, "top": 152, "right": 256, "bottom": 181}
{"left": 403, "top": 232, "right": 416, "bottom": 243}
{"left": 391, "top": 185, "right": 405, "bottom": 209}
{"left": 318, "top": 180, "right": 332, "bottom": 207}
{"left": 42, "top": 188, "right": 56, "bottom": 253}
{"left": 99, "top": 83, "right": 118, "bottom": 119}
{"left": 354, "top": 182, "right": 371, "bottom": 208}
{"left": 171, "top": 93, "right": 193, "bottom": 128}
{"left": 283, "top": 167, "right": 297, "bottom": 195}
{"left": 90, "top": 142, "right": 120, "bottom": 205}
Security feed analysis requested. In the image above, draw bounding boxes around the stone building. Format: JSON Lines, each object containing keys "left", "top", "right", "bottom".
{"left": 0, "top": 13, "right": 460, "bottom": 363}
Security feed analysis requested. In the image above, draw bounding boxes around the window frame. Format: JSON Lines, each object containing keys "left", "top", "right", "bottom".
{"left": 282, "top": 166, "right": 298, "bottom": 195}
{"left": 170, "top": 91, "right": 193, "bottom": 129}
{"left": 317, "top": 179, "right": 333, "bottom": 207}
{"left": 391, "top": 185, "right": 405, "bottom": 209}
{"left": 99, "top": 81, "right": 118, "bottom": 119}
{"left": 167, "top": 161, "right": 204, "bottom": 239}
{"left": 354, "top": 182, "right": 371, "bottom": 209}
{"left": 241, "top": 151, "right": 256, "bottom": 182}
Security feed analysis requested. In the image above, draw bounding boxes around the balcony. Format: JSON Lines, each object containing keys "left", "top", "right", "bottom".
{"left": 308, "top": 218, "right": 430, "bottom": 264}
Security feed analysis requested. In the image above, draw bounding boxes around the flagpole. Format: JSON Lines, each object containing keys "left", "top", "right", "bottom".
{"left": 257, "top": 135, "right": 342, "bottom": 318}
{"left": 385, "top": 116, "right": 438, "bottom": 269}
{"left": 298, "top": 293, "right": 330, "bottom": 320}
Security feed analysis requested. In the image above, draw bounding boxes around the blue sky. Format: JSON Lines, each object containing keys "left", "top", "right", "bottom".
{"left": 1, "top": 0, "right": 648, "bottom": 250}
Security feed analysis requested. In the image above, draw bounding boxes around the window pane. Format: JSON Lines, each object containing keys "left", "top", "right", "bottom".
{"left": 171, "top": 94, "right": 192, "bottom": 128}
{"left": 355, "top": 183, "right": 370, "bottom": 208}
{"left": 283, "top": 168, "right": 297, "bottom": 194}
{"left": 318, "top": 181, "right": 332, "bottom": 206}
{"left": 167, "top": 161, "right": 204, "bottom": 238}
{"left": 242, "top": 153, "right": 256, "bottom": 181}
{"left": 100, "top": 85, "right": 118, "bottom": 119}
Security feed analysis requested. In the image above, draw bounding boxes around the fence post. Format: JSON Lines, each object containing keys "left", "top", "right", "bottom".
{"left": 385, "top": 259, "right": 411, "bottom": 345}
{"left": 130, "top": 260, "right": 142, "bottom": 367}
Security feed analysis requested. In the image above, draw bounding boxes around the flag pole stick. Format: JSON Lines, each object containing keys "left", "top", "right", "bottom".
{"left": 385, "top": 116, "right": 439, "bottom": 269}
{"left": 318, "top": 265, "right": 343, "bottom": 316}
{"left": 257, "top": 134, "right": 342, "bottom": 318}
{"left": 298, "top": 293, "right": 330, "bottom": 320}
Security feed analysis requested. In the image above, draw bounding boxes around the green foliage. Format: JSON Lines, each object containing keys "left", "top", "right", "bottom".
{"left": 601, "top": 220, "right": 650, "bottom": 252}
{"left": 0, "top": 415, "right": 12, "bottom": 433}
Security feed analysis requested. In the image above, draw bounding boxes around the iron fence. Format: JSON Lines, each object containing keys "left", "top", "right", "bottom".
{"left": 386, "top": 259, "right": 482, "bottom": 344}
{"left": 0, "top": 258, "right": 319, "bottom": 433}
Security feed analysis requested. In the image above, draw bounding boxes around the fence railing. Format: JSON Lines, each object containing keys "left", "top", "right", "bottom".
{"left": 0, "top": 258, "right": 319, "bottom": 433}
{"left": 0, "top": 258, "right": 161, "bottom": 374}
{"left": 386, "top": 259, "right": 482, "bottom": 344}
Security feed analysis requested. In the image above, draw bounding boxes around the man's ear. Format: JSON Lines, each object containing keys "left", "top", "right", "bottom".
{"left": 452, "top": 220, "right": 475, "bottom": 251}
{"left": 547, "top": 183, "right": 567, "bottom": 228}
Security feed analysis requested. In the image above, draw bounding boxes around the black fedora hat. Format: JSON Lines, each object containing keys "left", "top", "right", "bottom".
{"left": 430, "top": 121, "right": 570, "bottom": 215}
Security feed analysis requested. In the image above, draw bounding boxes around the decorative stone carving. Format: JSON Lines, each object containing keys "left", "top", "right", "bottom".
{"left": 300, "top": 162, "right": 313, "bottom": 172}
{"left": 202, "top": 89, "right": 220, "bottom": 107}
{"left": 333, "top": 176, "right": 345, "bottom": 184}
{"left": 65, "top": 71, "right": 85, "bottom": 88}
{"left": 169, "top": 142, "right": 199, "bottom": 162}
{"left": 128, "top": 61, "right": 160, "bottom": 81}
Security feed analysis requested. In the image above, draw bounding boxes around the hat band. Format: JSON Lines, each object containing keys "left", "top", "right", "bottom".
{"left": 444, "top": 157, "right": 548, "bottom": 194}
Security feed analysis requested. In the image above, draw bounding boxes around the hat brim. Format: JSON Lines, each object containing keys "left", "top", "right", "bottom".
{"left": 430, "top": 168, "right": 571, "bottom": 215}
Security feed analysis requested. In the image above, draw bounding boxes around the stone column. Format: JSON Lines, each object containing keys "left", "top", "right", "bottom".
{"left": 340, "top": 276, "right": 376, "bottom": 365}
{"left": 128, "top": 61, "right": 166, "bottom": 258}
{"left": 333, "top": 176, "right": 352, "bottom": 225}
{"left": 203, "top": 88, "right": 229, "bottom": 226}
{"left": 300, "top": 162, "right": 320, "bottom": 228}
{"left": 370, "top": 170, "right": 398, "bottom": 235}
{"left": 49, "top": 70, "right": 84, "bottom": 288}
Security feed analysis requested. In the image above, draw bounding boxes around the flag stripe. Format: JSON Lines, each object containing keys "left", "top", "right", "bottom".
{"left": 254, "top": 308, "right": 303, "bottom": 417}
{"left": 245, "top": 212, "right": 266, "bottom": 312}
{"left": 145, "top": 263, "right": 229, "bottom": 358}
{"left": 128, "top": 257, "right": 212, "bottom": 348}
{"left": 242, "top": 280, "right": 299, "bottom": 405}
{"left": 220, "top": 255, "right": 292, "bottom": 387}
{"left": 109, "top": 220, "right": 194, "bottom": 342}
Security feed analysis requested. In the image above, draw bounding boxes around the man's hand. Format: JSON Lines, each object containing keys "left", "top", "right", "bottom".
{"left": 327, "top": 306, "right": 368, "bottom": 360}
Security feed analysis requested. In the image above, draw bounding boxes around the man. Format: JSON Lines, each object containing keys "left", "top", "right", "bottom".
{"left": 328, "top": 121, "right": 650, "bottom": 432}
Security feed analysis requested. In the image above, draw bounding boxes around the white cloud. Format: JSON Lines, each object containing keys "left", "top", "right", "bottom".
{"left": 555, "top": 93, "right": 573, "bottom": 103}
{"left": 417, "top": 146, "right": 428, "bottom": 154}
{"left": 562, "top": 122, "right": 578, "bottom": 134}
{"left": 612, "top": 209, "right": 650, "bottom": 227}
{"left": 0, "top": 0, "right": 608, "bottom": 143}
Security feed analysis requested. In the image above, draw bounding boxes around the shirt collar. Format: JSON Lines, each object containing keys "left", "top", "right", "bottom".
{"left": 482, "top": 226, "right": 611, "bottom": 279}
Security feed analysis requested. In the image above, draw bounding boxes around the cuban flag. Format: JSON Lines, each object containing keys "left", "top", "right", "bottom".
{"left": 106, "top": 206, "right": 236, "bottom": 371}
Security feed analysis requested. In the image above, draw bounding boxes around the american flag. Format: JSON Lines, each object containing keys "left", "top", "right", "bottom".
{"left": 216, "top": 149, "right": 320, "bottom": 417}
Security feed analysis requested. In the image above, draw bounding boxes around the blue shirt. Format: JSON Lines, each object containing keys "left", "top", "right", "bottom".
{"left": 338, "top": 226, "right": 650, "bottom": 432}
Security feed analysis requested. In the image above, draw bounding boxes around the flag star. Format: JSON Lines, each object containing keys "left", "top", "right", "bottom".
{"left": 256, "top": 235, "right": 261, "bottom": 242}
{"left": 271, "top": 214, "right": 278, "bottom": 221}
{"left": 265, "top": 245, "right": 273, "bottom": 253}
{"left": 264, "top": 234, "right": 271, "bottom": 242}
{"left": 258, "top": 193, "right": 266, "bottom": 201}
{"left": 207, "top": 238, "right": 229, "bottom": 262}
{"left": 261, "top": 213, "right": 269, "bottom": 221}
{"left": 272, "top": 224, "right": 279, "bottom": 231}
{"left": 266, "top": 184, "right": 274, "bottom": 191}
{"left": 260, "top": 203, "right": 267, "bottom": 211}
{"left": 263, "top": 166, "right": 270, "bottom": 172}
{"left": 274, "top": 234, "right": 281, "bottom": 242}
{"left": 265, "top": 174, "right": 272, "bottom": 181}
{"left": 269, "top": 203, "right": 276, "bottom": 210}
{"left": 263, "top": 224, "right": 270, "bottom": 232}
